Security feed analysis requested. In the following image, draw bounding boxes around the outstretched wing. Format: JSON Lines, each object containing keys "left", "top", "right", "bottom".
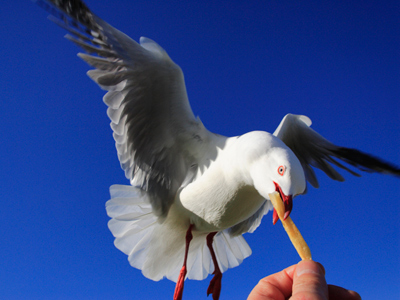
{"left": 274, "top": 114, "right": 400, "bottom": 188}
{"left": 37, "top": 0, "right": 210, "bottom": 218}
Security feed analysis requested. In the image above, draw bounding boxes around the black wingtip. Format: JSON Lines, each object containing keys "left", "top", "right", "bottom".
{"left": 332, "top": 147, "right": 400, "bottom": 177}
{"left": 34, "top": 0, "right": 97, "bottom": 31}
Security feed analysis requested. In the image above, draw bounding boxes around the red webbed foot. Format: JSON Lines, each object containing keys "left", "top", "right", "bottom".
{"left": 207, "top": 269, "right": 222, "bottom": 300}
{"left": 206, "top": 231, "right": 222, "bottom": 300}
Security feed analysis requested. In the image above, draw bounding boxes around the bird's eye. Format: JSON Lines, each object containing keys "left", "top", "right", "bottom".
{"left": 277, "top": 165, "right": 285, "bottom": 176}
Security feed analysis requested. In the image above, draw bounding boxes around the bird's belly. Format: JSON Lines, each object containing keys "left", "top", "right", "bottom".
{"left": 179, "top": 182, "right": 265, "bottom": 233}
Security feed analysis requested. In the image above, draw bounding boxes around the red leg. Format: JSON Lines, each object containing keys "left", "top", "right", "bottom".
{"left": 173, "top": 224, "right": 194, "bottom": 300}
{"left": 206, "top": 232, "right": 222, "bottom": 300}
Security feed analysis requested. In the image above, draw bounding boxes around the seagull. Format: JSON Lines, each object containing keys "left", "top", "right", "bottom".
{"left": 36, "top": 1, "right": 400, "bottom": 299}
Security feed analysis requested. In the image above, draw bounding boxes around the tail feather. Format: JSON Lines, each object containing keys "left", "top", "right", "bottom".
{"left": 106, "top": 184, "right": 252, "bottom": 283}
{"left": 106, "top": 185, "right": 157, "bottom": 270}
{"left": 214, "top": 231, "right": 252, "bottom": 271}
{"left": 186, "top": 238, "right": 211, "bottom": 280}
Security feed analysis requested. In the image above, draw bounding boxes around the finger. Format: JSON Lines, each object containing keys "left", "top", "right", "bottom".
{"left": 328, "top": 285, "right": 362, "bottom": 300}
{"left": 292, "top": 260, "right": 328, "bottom": 300}
{"left": 247, "top": 264, "right": 297, "bottom": 300}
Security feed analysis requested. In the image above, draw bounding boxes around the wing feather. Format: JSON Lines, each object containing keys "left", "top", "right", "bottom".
{"left": 274, "top": 114, "right": 400, "bottom": 188}
{"left": 38, "top": 0, "right": 210, "bottom": 218}
{"left": 228, "top": 201, "right": 273, "bottom": 236}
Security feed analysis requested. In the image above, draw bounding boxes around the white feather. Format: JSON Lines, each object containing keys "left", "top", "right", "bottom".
{"left": 106, "top": 184, "right": 252, "bottom": 282}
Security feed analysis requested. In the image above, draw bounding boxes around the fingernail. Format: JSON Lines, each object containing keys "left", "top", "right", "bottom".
{"left": 296, "top": 261, "right": 324, "bottom": 277}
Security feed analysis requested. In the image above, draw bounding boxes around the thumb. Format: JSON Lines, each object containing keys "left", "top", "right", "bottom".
{"left": 291, "top": 260, "right": 328, "bottom": 300}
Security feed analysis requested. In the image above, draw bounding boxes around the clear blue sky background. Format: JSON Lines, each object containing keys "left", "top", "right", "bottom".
{"left": 2, "top": 1, "right": 399, "bottom": 299}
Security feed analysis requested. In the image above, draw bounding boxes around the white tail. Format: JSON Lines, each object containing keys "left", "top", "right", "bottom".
{"left": 106, "top": 184, "right": 252, "bottom": 282}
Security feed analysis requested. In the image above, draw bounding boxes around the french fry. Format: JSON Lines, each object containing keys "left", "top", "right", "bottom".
{"left": 269, "top": 191, "right": 312, "bottom": 261}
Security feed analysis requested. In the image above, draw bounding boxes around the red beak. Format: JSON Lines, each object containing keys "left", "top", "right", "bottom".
{"left": 272, "top": 182, "right": 293, "bottom": 225}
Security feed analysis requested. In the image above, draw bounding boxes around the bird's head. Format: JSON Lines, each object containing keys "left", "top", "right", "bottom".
{"left": 247, "top": 133, "right": 306, "bottom": 223}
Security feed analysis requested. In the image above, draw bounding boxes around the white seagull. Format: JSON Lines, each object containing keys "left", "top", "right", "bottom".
{"left": 36, "top": 1, "right": 400, "bottom": 299}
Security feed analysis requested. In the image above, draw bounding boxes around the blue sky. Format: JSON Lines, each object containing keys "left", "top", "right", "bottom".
{"left": 2, "top": 1, "right": 399, "bottom": 299}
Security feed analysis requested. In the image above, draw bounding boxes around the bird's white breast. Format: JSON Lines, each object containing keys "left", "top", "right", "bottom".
{"left": 178, "top": 136, "right": 266, "bottom": 233}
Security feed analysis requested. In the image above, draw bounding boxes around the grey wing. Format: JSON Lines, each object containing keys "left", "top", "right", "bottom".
{"left": 38, "top": 0, "right": 209, "bottom": 218}
{"left": 228, "top": 201, "right": 273, "bottom": 236}
{"left": 274, "top": 114, "right": 400, "bottom": 188}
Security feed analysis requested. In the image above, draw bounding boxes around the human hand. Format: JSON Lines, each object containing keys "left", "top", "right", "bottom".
{"left": 247, "top": 260, "right": 361, "bottom": 300}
